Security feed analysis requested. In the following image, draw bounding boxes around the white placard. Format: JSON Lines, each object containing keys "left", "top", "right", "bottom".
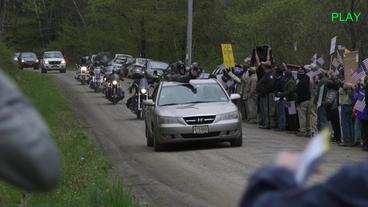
{"left": 330, "top": 36, "right": 337, "bottom": 55}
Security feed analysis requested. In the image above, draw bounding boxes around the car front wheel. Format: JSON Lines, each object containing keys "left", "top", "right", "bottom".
{"left": 145, "top": 123, "right": 153, "bottom": 147}
{"left": 153, "top": 129, "right": 163, "bottom": 152}
{"left": 230, "top": 133, "right": 243, "bottom": 147}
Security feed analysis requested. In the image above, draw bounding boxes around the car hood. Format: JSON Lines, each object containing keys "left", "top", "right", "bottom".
{"left": 22, "top": 58, "right": 37, "bottom": 61}
{"left": 156, "top": 102, "right": 236, "bottom": 117}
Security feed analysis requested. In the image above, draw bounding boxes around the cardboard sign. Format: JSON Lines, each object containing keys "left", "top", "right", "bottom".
{"left": 344, "top": 51, "right": 359, "bottom": 83}
{"left": 330, "top": 36, "right": 337, "bottom": 55}
{"left": 221, "top": 44, "right": 236, "bottom": 68}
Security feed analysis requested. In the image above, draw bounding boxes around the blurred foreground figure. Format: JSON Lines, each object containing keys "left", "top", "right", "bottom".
{"left": 0, "top": 71, "right": 60, "bottom": 191}
{"left": 240, "top": 152, "right": 368, "bottom": 207}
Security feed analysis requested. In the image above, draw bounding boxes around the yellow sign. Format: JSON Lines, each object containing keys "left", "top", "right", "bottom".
{"left": 221, "top": 44, "right": 235, "bottom": 68}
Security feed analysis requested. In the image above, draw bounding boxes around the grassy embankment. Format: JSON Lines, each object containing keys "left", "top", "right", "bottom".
{"left": 0, "top": 44, "right": 135, "bottom": 207}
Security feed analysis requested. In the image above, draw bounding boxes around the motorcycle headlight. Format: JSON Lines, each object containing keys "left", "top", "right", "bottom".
{"left": 61, "top": 60, "right": 66, "bottom": 64}
{"left": 218, "top": 111, "right": 239, "bottom": 121}
{"left": 81, "top": 66, "right": 87, "bottom": 72}
{"left": 112, "top": 80, "right": 118, "bottom": 85}
{"left": 140, "top": 88, "right": 147, "bottom": 94}
{"left": 159, "top": 116, "right": 179, "bottom": 124}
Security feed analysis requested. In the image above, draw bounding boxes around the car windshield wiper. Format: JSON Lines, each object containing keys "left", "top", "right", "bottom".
{"left": 184, "top": 101, "right": 213, "bottom": 104}
{"left": 160, "top": 103, "right": 180, "bottom": 106}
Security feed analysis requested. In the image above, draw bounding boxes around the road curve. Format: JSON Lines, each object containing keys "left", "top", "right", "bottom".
{"left": 48, "top": 71, "right": 367, "bottom": 207}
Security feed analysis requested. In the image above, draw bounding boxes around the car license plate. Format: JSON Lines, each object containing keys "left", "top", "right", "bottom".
{"left": 193, "top": 125, "right": 209, "bottom": 134}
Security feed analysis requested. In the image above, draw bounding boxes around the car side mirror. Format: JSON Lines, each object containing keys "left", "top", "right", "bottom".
{"left": 230, "top": 94, "right": 241, "bottom": 100}
{"left": 144, "top": 99, "right": 155, "bottom": 106}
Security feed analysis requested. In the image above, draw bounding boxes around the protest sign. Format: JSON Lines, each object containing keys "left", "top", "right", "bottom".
{"left": 221, "top": 44, "right": 236, "bottom": 68}
{"left": 344, "top": 51, "right": 359, "bottom": 83}
{"left": 330, "top": 36, "right": 337, "bottom": 55}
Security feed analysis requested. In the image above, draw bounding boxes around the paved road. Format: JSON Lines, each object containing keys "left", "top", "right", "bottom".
{"left": 48, "top": 71, "right": 367, "bottom": 207}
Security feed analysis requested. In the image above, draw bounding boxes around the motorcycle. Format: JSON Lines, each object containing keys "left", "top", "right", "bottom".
{"left": 77, "top": 64, "right": 89, "bottom": 85}
{"left": 105, "top": 72, "right": 124, "bottom": 105}
{"left": 89, "top": 66, "right": 104, "bottom": 92}
{"left": 128, "top": 78, "right": 149, "bottom": 119}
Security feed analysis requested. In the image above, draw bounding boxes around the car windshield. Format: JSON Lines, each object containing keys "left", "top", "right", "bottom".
{"left": 158, "top": 83, "right": 228, "bottom": 106}
{"left": 44, "top": 52, "right": 63, "bottom": 58}
{"left": 148, "top": 61, "right": 168, "bottom": 70}
{"left": 21, "top": 52, "right": 36, "bottom": 58}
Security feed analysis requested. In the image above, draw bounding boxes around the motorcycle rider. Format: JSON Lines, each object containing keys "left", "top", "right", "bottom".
{"left": 151, "top": 70, "right": 161, "bottom": 89}
{"left": 104, "top": 68, "right": 124, "bottom": 103}
{"left": 163, "top": 61, "right": 186, "bottom": 81}
{"left": 126, "top": 73, "right": 144, "bottom": 111}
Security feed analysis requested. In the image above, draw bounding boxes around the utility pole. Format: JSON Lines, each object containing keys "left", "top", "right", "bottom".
{"left": 185, "top": 0, "right": 193, "bottom": 68}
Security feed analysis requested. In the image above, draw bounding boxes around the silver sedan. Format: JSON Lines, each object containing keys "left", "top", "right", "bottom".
{"left": 144, "top": 79, "right": 243, "bottom": 151}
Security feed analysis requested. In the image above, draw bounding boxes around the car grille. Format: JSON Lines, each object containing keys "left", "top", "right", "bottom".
{"left": 181, "top": 132, "right": 220, "bottom": 138}
{"left": 183, "top": 115, "right": 216, "bottom": 125}
{"left": 49, "top": 61, "right": 61, "bottom": 65}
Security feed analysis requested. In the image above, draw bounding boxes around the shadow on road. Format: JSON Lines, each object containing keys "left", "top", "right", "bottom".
{"left": 161, "top": 141, "right": 232, "bottom": 153}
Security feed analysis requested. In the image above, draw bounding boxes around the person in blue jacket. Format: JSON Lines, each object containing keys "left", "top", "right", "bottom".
{"left": 240, "top": 151, "right": 368, "bottom": 207}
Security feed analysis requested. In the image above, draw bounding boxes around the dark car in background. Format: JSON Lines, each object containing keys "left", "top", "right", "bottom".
{"left": 112, "top": 54, "right": 133, "bottom": 76}
{"left": 127, "top": 58, "right": 150, "bottom": 78}
{"left": 18, "top": 52, "right": 39, "bottom": 70}
{"left": 145, "top": 60, "right": 169, "bottom": 83}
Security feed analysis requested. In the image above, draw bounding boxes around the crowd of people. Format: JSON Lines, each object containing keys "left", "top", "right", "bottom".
{"left": 219, "top": 47, "right": 368, "bottom": 151}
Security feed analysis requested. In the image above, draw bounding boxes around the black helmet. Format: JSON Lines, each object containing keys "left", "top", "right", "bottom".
{"left": 191, "top": 62, "right": 199, "bottom": 70}
{"left": 176, "top": 61, "right": 186, "bottom": 75}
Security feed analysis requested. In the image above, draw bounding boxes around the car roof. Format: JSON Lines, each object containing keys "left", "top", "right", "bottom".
{"left": 161, "top": 79, "right": 218, "bottom": 86}
{"left": 115, "top": 54, "right": 133, "bottom": 58}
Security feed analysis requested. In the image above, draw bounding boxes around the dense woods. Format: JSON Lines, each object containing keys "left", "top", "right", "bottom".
{"left": 0, "top": 0, "right": 367, "bottom": 68}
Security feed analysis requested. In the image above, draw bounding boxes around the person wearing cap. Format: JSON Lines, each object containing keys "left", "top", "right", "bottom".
{"left": 296, "top": 68, "right": 311, "bottom": 137}
{"left": 240, "top": 60, "right": 251, "bottom": 121}
{"left": 256, "top": 63, "right": 276, "bottom": 129}
{"left": 325, "top": 76, "right": 341, "bottom": 143}
{"left": 240, "top": 151, "right": 368, "bottom": 207}
{"left": 338, "top": 81, "right": 354, "bottom": 146}
{"left": 279, "top": 70, "right": 298, "bottom": 132}
{"left": 244, "top": 67, "right": 258, "bottom": 124}
{"left": 315, "top": 72, "right": 329, "bottom": 131}
{"left": 304, "top": 64, "right": 319, "bottom": 136}
{"left": 274, "top": 67, "right": 286, "bottom": 131}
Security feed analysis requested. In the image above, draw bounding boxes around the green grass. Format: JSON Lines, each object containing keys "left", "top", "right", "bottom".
{"left": 0, "top": 44, "right": 135, "bottom": 207}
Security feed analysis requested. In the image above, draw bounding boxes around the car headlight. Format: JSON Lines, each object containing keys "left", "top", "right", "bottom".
{"left": 61, "top": 60, "right": 66, "bottom": 64}
{"left": 218, "top": 111, "right": 239, "bottom": 121}
{"left": 45, "top": 60, "right": 49, "bottom": 64}
{"left": 140, "top": 88, "right": 147, "bottom": 94}
{"left": 21, "top": 59, "right": 25, "bottom": 63}
{"left": 35, "top": 59, "right": 39, "bottom": 63}
{"left": 112, "top": 80, "right": 118, "bottom": 85}
{"left": 159, "top": 116, "right": 179, "bottom": 124}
